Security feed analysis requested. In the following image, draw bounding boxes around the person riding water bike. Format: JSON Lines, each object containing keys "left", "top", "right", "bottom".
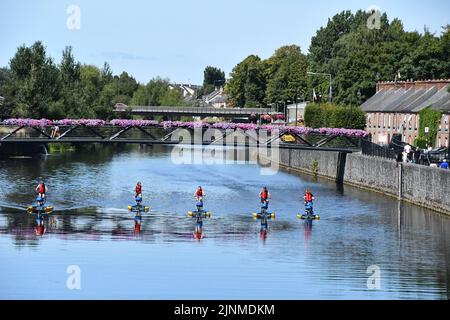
{"left": 303, "top": 189, "right": 315, "bottom": 215}
{"left": 35, "top": 181, "right": 48, "bottom": 200}
{"left": 135, "top": 182, "right": 142, "bottom": 198}
{"left": 259, "top": 186, "right": 270, "bottom": 206}
{"left": 303, "top": 189, "right": 314, "bottom": 205}
{"left": 194, "top": 186, "right": 205, "bottom": 202}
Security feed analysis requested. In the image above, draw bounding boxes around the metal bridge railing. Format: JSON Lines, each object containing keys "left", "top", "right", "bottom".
{"left": 115, "top": 106, "right": 274, "bottom": 115}
{"left": 361, "top": 139, "right": 398, "bottom": 160}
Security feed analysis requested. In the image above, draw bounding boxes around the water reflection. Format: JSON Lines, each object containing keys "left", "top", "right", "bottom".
{"left": 0, "top": 145, "right": 449, "bottom": 299}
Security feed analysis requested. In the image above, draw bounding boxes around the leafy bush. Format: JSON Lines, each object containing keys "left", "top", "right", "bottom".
{"left": 304, "top": 103, "right": 366, "bottom": 129}
{"left": 415, "top": 106, "right": 442, "bottom": 148}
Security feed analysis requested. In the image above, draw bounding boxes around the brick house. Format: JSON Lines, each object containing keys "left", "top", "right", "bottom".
{"left": 361, "top": 80, "right": 450, "bottom": 147}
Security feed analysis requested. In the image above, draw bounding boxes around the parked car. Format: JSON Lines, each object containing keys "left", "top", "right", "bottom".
{"left": 426, "top": 147, "right": 448, "bottom": 163}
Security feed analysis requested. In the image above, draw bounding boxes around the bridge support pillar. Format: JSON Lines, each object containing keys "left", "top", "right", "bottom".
{"left": 336, "top": 152, "right": 347, "bottom": 183}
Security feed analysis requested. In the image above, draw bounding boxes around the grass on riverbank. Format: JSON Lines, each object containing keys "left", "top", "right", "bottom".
{"left": 47, "top": 143, "right": 76, "bottom": 153}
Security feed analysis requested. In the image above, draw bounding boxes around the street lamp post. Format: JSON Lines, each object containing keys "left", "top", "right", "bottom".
{"left": 307, "top": 71, "right": 332, "bottom": 103}
{"left": 351, "top": 89, "right": 361, "bottom": 129}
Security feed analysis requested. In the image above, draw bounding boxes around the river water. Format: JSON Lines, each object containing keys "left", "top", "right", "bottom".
{"left": 0, "top": 145, "right": 449, "bottom": 299}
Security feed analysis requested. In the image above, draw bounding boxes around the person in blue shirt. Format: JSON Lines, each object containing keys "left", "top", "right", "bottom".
{"left": 440, "top": 159, "right": 449, "bottom": 169}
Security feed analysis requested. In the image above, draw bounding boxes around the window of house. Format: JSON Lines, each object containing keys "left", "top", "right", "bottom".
{"left": 407, "top": 114, "right": 413, "bottom": 130}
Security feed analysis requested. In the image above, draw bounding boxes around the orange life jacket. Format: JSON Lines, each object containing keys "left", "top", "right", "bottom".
{"left": 261, "top": 190, "right": 268, "bottom": 200}
{"left": 38, "top": 183, "right": 46, "bottom": 194}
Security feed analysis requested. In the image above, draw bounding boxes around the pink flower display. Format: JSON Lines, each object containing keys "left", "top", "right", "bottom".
{"left": 0, "top": 118, "right": 369, "bottom": 138}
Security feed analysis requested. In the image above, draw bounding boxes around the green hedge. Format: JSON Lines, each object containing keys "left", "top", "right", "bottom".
{"left": 415, "top": 106, "right": 442, "bottom": 148}
{"left": 304, "top": 103, "right": 366, "bottom": 129}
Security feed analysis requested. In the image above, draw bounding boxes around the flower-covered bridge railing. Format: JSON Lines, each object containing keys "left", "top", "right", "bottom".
{"left": 1, "top": 118, "right": 367, "bottom": 137}
{"left": 0, "top": 118, "right": 368, "bottom": 150}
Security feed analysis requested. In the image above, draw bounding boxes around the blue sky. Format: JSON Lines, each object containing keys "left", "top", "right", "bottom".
{"left": 0, "top": 0, "right": 449, "bottom": 84}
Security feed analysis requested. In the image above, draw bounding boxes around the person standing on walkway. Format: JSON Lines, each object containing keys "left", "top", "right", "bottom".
{"left": 403, "top": 144, "right": 411, "bottom": 163}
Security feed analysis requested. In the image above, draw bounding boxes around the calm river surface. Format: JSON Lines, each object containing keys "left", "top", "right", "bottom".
{"left": 0, "top": 145, "right": 449, "bottom": 299}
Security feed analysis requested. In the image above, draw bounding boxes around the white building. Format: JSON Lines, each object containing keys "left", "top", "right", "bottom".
{"left": 286, "top": 102, "right": 308, "bottom": 124}
{"left": 169, "top": 83, "right": 201, "bottom": 100}
{"left": 204, "top": 87, "right": 229, "bottom": 108}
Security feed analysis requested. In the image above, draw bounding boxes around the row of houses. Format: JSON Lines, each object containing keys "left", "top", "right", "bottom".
{"left": 361, "top": 79, "right": 450, "bottom": 148}
{"left": 169, "top": 83, "right": 229, "bottom": 108}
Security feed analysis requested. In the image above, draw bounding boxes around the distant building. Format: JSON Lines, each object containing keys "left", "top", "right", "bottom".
{"left": 169, "top": 83, "right": 201, "bottom": 101}
{"left": 203, "top": 87, "right": 229, "bottom": 108}
{"left": 361, "top": 80, "right": 450, "bottom": 147}
{"left": 287, "top": 102, "right": 308, "bottom": 124}
{"left": 0, "top": 96, "right": 4, "bottom": 105}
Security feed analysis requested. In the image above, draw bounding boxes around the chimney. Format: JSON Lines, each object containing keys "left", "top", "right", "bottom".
{"left": 376, "top": 79, "right": 450, "bottom": 92}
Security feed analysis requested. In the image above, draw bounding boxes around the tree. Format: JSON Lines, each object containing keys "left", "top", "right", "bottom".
{"left": 145, "top": 77, "right": 171, "bottom": 106}
{"left": 48, "top": 46, "right": 82, "bottom": 119}
{"left": 304, "top": 103, "right": 366, "bottom": 129}
{"left": 110, "top": 71, "right": 139, "bottom": 105}
{"left": 100, "top": 62, "right": 113, "bottom": 84}
{"left": 95, "top": 82, "right": 116, "bottom": 119}
{"left": 308, "top": 10, "right": 450, "bottom": 105}
{"left": 130, "top": 77, "right": 185, "bottom": 107}
{"left": 227, "top": 55, "right": 266, "bottom": 108}
{"left": 60, "top": 46, "right": 81, "bottom": 84}
{"left": 160, "top": 88, "right": 185, "bottom": 106}
{"left": 202, "top": 66, "right": 225, "bottom": 95}
{"left": 6, "top": 41, "right": 60, "bottom": 118}
{"left": 0, "top": 68, "right": 11, "bottom": 120}
{"left": 265, "top": 45, "right": 308, "bottom": 104}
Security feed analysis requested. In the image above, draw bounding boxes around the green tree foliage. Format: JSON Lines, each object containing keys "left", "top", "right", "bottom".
{"left": 227, "top": 46, "right": 308, "bottom": 108}
{"left": 308, "top": 10, "right": 450, "bottom": 105}
{"left": 265, "top": 45, "right": 308, "bottom": 104}
{"left": 202, "top": 66, "right": 225, "bottom": 95}
{"left": 304, "top": 103, "right": 366, "bottom": 129}
{"left": 4, "top": 41, "right": 60, "bottom": 118}
{"left": 227, "top": 55, "right": 266, "bottom": 108}
{"left": 160, "top": 88, "right": 185, "bottom": 106}
{"left": 130, "top": 77, "right": 185, "bottom": 107}
{"left": 415, "top": 106, "right": 442, "bottom": 148}
{"left": 111, "top": 71, "right": 139, "bottom": 105}
{"left": 49, "top": 46, "right": 81, "bottom": 118}
{"left": 0, "top": 67, "right": 12, "bottom": 117}
{"left": 0, "top": 41, "right": 185, "bottom": 119}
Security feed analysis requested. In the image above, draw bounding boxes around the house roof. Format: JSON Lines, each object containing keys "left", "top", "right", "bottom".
{"left": 210, "top": 95, "right": 228, "bottom": 104}
{"left": 361, "top": 81, "right": 450, "bottom": 113}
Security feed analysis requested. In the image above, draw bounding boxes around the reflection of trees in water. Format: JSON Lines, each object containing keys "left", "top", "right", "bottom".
{"left": 0, "top": 144, "right": 172, "bottom": 208}
{"left": 287, "top": 166, "right": 449, "bottom": 297}
{"left": 315, "top": 201, "right": 450, "bottom": 298}
{"left": 394, "top": 202, "right": 450, "bottom": 298}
